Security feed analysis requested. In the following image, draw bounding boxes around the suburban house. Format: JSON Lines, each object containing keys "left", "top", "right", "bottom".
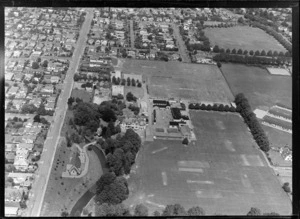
{"left": 5, "top": 206, "right": 19, "bottom": 217}
{"left": 5, "top": 188, "right": 23, "bottom": 203}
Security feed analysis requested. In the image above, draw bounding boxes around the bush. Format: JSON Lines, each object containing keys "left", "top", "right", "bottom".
{"left": 182, "top": 138, "right": 189, "bottom": 145}
{"left": 282, "top": 182, "right": 291, "bottom": 193}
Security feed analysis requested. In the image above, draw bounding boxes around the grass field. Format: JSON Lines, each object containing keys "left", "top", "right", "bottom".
{"left": 205, "top": 26, "right": 286, "bottom": 53}
{"left": 124, "top": 86, "right": 144, "bottom": 100}
{"left": 122, "top": 59, "right": 234, "bottom": 103}
{"left": 124, "top": 111, "right": 292, "bottom": 215}
{"left": 41, "top": 139, "right": 103, "bottom": 216}
{"left": 71, "top": 89, "right": 93, "bottom": 103}
{"left": 220, "top": 63, "right": 292, "bottom": 110}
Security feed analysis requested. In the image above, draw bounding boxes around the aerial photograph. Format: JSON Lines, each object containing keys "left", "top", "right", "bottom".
{"left": 4, "top": 7, "right": 293, "bottom": 216}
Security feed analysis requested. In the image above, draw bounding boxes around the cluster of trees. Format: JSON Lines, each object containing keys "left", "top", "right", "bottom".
{"left": 128, "top": 104, "right": 140, "bottom": 115}
{"left": 247, "top": 207, "right": 280, "bottom": 216}
{"left": 206, "top": 22, "right": 236, "bottom": 28}
{"left": 95, "top": 203, "right": 206, "bottom": 216}
{"left": 213, "top": 46, "right": 291, "bottom": 58}
{"left": 101, "top": 121, "right": 121, "bottom": 139}
{"left": 245, "top": 14, "right": 292, "bottom": 53}
{"left": 95, "top": 172, "right": 129, "bottom": 205}
{"left": 21, "top": 103, "right": 54, "bottom": 116}
{"left": 73, "top": 73, "right": 110, "bottom": 82}
{"left": 126, "top": 92, "right": 137, "bottom": 102}
{"left": 189, "top": 103, "right": 236, "bottom": 112}
{"left": 33, "top": 114, "right": 50, "bottom": 125}
{"left": 213, "top": 53, "right": 291, "bottom": 66}
{"left": 235, "top": 93, "right": 270, "bottom": 152}
{"left": 99, "top": 128, "right": 141, "bottom": 176}
{"left": 111, "top": 76, "right": 142, "bottom": 87}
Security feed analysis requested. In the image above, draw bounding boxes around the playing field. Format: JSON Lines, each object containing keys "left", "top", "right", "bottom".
{"left": 122, "top": 59, "right": 234, "bottom": 103}
{"left": 124, "top": 111, "right": 292, "bottom": 215}
{"left": 205, "top": 26, "right": 286, "bottom": 53}
{"left": 220, "top": 63, "right": 292, "bottom": 110}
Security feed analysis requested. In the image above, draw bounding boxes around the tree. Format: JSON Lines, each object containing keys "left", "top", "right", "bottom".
{"left": 33, "top": 114, "right": 41, "bottom": 123}
{"left": 187, "top": 206, "right": 205, "bottom": 216}
{"left": 95, "top": 172, "right": 129, "bottom": 205}
{"left": 101, "top": 108, "right": 117, "bottom": 123}
{"left": 42, "top": 60, "right": 48, "bottom": 68}
{"left": 153, "top": 211, "right": 161, "bottom": 216}
{"left": 182, "top": 138, "right": 189, "bottom": 145}
{"left": 96, "top": 203, "right": 130, "bottom": 216}
{"left": 243, "top": 50, "right": 248, "bottom": 55}
{"left": 61, "top": 211, "right": 69, "bottom": 217}
{"left": 217, "top": 62, "right": 222, "bottom": 68}
{"left": 247, "top": 207, "right": 261, "bottom": 216}
{"left": 67, "top": 97, "right": 74, "bottom": 106}
{"left": 131, "top": 78, "right": 136, "bottom": 87}
{"left": 70, "top": 132, "right": 81, "bottom": 144}
{"left": 249, "top": 50, "right": 254, "bottom": 55}
{"left": 263, "top": 212, "right": 280, "bottom": 216}
{"left": 231, "top": 48, "right": 236, "bottom": 54}
{"left": 267, "top": 50, "right": 273, "bottom": 56}
{"left": 282, "top": 182, "right": 291, "bottom": 193}
{"left": 134, "top": 204, "right": 148, "bottom": 216}
{"left": 237, "top": 49, "right": 243, "bottom": 55}
{"left": 126, "top": 77, "right": 131, "bottom": 86}
{"left": 32, "top": 62, "right": 39, "bottom": 69}
{"left": 261, "top": 50, "right": 266, "bottom": 56}
{"left": 162, "top": 204, "right": 187, "bottom": 216}
{"left": 126, "top": 92, "right": 137, "bottom": 102}
{"left": 213, "top": 45, "right": 220, "bottom": 53}
{"left": 273, "top": 51, "right": 279, "bottom": 56}
{"left": 254, "top": 50, "right": 260, "bottom": 56}
{"left": 226, "top": 48, "right": 231, "bottom": 53}
{"left": 21, "top": 104, "right": 38, "bottom": 114}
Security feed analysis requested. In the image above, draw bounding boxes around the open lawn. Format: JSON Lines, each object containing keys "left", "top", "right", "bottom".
{"left": 205, "top": 26, "right": 286, "bottom": 53}
{"left": 40, "top": 139, "right": 103, "bottom": 216}
{"left": 71, "top": 89, "right": 93, "bottom": 103}
{"left": 124, "top": 86, "right": 144, "bottom": 100}
{"left": 124, "top": 111, "right": 292, "bottom": 215}
{"left": 221, "top": 63, "right": 292, "bottom": 110}
{"left": 122, "top": 59, "right": 234, "bottom": 103}
{"left": 261, "top": 124, "right": 292, "bottom": 148}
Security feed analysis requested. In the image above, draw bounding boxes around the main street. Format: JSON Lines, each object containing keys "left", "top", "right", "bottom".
{"left": 26, "top": 8, "right": 94, "bottom": 217}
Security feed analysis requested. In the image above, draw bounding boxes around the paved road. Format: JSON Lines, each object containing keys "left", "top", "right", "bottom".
{"left": 26, "top": 8, "right": 94, "bottom": 217}
{"left": 171, "top": 23, "right": 191, "bottom": 63}
{"left": 130, "top": 20, "right": 135, "bottom": 49}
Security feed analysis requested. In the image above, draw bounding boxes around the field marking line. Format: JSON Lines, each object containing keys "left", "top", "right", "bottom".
{"left": 187, "top": 180, "right": 214, "bottom": 184}
{"left": 178, "top": 167, "right": 203, "bottom": 173}
{"left": 145, "top": 200, "right": 165, "bottom": 208}
{"left": 240, "top": 154, "right": 250, "bottom": 166}
{"left": 162, "top": 172, "right": 168, "bottom": 186}
{"left": 152, "top": 147, "right": 168, "bottom": 154}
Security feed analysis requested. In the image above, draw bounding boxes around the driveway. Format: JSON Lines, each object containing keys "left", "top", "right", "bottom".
{"left": 25, "top": 9, "right": 94, "bottom": 217}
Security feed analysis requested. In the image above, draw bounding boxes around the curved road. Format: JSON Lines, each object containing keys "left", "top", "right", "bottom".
{"left": 26, "top": 8, "right": 94, "bottom": 217}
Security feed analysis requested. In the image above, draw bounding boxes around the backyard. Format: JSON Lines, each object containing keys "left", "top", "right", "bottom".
{"left": 122, "top": 59, "right": 234, "bottom": 102}
{"left": 124, "top": 111, "right": 292, "bottom": 215}
{"left": 205, "top": 26, "right": 286, "bottom": 52}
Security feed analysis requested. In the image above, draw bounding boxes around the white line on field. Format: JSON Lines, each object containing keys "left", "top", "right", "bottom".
{"left": 145, "top": 200, "right": 165, "bottom": 208}
{"left": 152, "top": 147, "right": 168, "bottom": 154}
{"left": 187, "top": 180, "right": 214, "bottom": 184}
{"left": 240, "top": 154, "right": 250, "bottom": 166}
{"left": 162, "top": 172, "right": 167, "bottom": 186}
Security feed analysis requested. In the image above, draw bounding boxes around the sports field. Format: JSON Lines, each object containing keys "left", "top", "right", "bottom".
{"left": 122, "top": 59, "right": 234, "bottom": 103}
{"left": 220, "top": 63, "right": 292, "bottom": 110}
{"left": 124, "top": 111, "right": 292, "bottom": 215}
{"left": 205, "top": 26, "right": 286, "bottom": 53}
